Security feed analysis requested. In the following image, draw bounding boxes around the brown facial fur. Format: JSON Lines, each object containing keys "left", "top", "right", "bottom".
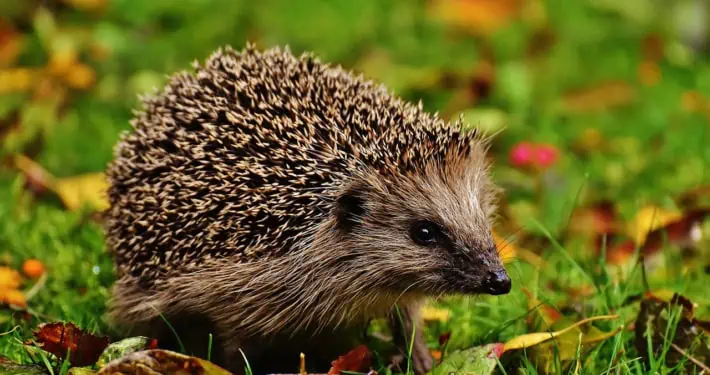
{"left": 105, "top": 44, "right": 508, "bottom": 374}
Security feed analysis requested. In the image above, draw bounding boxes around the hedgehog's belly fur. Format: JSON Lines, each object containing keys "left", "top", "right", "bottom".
{"left": 108, "top": 256, "right": 422, "bottom": 373}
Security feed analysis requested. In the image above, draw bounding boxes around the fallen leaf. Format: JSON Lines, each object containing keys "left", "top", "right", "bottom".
{"left": 327, "top": 345, "right": 371, "bottom": 375}
{"left": 13, "top": 154, "right": 109, "bottom": 211}
{"left": 0, "top": 68, "right": 35, "bottom": 94}
{"left": 420, "top": 305, "right": 451, "bottom": 323}
{"left": 560, "top": 81, "right": 636, "bottom": 113}
{"left": 0, "top": 289, "right": 26, "bottom": 308}
{"left": 503, "top": 314, "right": 619, "bottom": 352}
{"left": 0, "top": 358, "right": 48, "bottom": 375}
{"left": 0, "top": 266, "right": 26, "bottom": 308}
{"left": 12, "top": 154, "right": 56, "bottom": 195}
{"left": 600, "top": 208, "right": 710, "bottom": 266}
{"left": 96, "top": 336, "right": 159, "bottom": 368}
{"left": 635, "top": 293, "right": 710, "bottom": 372}
{"left": 522, "top": 288, "right": 562, "bottom": 330}
{"left": 54, "top": 172, "right": 109, "bottom": 211}
{"left": 493, "top": 231, "right": 545, "bottom": 267}
{"left": 429, "top": 343, "right": 503, "bottom": 375}
{"left": 637, "top": 208, "right": 710, "bottom": 256}
{"left": 626, "top": 206, "right": 683, "bottom": 245}
{"left": 47, "top": 48, "right": 78, "bottom": 78}
{"left": 96, "top": 349, "right": 232, "bottom": 375}
{"left": 67, "top": 368, "right": 96, "bottom": 375}
{"left": 568, "top": 201, "right": 619, "bottom": 238}
{"left": 0, "top": 266, "right": 22, "bottom": 289}
{"left": 527, "top": 321, "right": 623, "bottom": 374}
{"left": 31, "top": 322, "right": 111, "bottom": 367}
{"left": 64, "top": 63, "right": 96, "bottom": 90}
{"left": 429, "top": 0, "right": 523, "bottom": 36}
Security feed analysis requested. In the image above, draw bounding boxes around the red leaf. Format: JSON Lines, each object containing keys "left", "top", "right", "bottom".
{"left": 488, "top": 343, "right": 505, "bottom": 358}
{"left": 327, "top": 345, "right": 372, "bottom": 375}
{"left": 31, "top": 322, "right": 110, "bottom": 367}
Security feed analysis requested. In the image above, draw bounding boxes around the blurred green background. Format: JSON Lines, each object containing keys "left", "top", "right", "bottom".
{"left": 1, "top": 0, "right": 710, "bottom": 373}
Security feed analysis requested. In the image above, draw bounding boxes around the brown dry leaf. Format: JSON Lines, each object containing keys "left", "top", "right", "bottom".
{"left": 54, "top": 172, "right": 109, "bottom": 211}
{"left": 327, "top": 345, "right": 372, "bottom": 375}
{"left": 561, "top": 81, "right": 636, "bottom": 113}
{"left": 429, "top": 0, "right": 523, "bottom": 36}
{"left": 31, "top": 321, "right": 111, "bottom": 367}
{"left": 635, "top": 293, "right": 710, "bottom": 372}
{"left": 96, "top": 349, "right": 231, "bottom": 375}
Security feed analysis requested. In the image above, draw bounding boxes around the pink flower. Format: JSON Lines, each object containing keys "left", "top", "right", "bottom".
{"left": 533, "top": 144, "right": 559, "bottom": 168}
{"left": 509, "top": 142, "right": 535, "bottom": 167}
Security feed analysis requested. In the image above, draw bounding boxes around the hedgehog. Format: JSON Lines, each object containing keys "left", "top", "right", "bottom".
{"left": 104, "top": 44, "right": 511, "bottom": 375}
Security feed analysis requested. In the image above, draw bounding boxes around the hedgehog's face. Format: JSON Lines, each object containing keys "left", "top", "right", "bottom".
{"left": 334, "top": 155, "right": 511, "bottom": 298}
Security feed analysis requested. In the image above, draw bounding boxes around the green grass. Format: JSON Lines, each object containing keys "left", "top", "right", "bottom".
{"left": 2, "top": 0, "right": 710, "bottom": 374}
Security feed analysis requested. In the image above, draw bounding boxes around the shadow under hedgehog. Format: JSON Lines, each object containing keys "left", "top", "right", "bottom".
{"left": 104, "top": 43, "right": 512, "bottom": 375}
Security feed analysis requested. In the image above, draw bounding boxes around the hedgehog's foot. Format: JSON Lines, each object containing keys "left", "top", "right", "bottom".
{"left": 388, "top": 303, "right": 434, "bottom": 375}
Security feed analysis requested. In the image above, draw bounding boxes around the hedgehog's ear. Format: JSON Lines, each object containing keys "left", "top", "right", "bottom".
{"left": 335, "top": 188, "right": 366, "bottom": 232}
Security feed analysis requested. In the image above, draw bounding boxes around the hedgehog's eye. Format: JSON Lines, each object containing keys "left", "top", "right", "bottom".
{"left": 409, "top": 220, "right": 441, "bottom": 246}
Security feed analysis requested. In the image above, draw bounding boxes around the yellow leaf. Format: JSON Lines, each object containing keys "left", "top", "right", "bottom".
{"left": 0, "top": 68, "right": 35, "bottom": 94}
{"left": 65, "top": 63, "right": 96, "bottom": 90}
{"left": 626, "top": 206, "right": 682, "bottom": 245}
{"left": 493, "top": 231, "right": 516, "bottom": 263}
{"left": 420, "top": 305, "right": 451, "bottom": 322}
{"left": 0, "top": 266, "right": 22, "bottom": 290}
{"left": 0, "top": 289, "right": 27, "bottom": 308}
{"left": 503, "top": 314, "right": 619, "bottom": 352}
{"left": 493, "top": 231, "right": 545, "bottom": 267}
{"left": 55, "top": 172, "right": 109, "bottom": 212}
{"left": 0, "top": 266, "right": 26, "bottom": 308}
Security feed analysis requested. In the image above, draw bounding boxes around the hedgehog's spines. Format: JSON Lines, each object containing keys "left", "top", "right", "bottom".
{"left": 106, "top": 44, "right": 487, "bottom": 287}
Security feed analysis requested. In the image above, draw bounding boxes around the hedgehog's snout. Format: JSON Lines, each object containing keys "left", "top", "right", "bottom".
{"left": 480, "top": 269, "right": 511, "bottom": 295}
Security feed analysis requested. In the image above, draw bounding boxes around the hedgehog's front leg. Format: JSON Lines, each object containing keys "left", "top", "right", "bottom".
{"left": 388, "top": 302, "right": 433, "bottom": 375}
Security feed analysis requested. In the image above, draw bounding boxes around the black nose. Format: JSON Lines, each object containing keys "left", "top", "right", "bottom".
{"left": 482, "top": 270, "right": 511, "bottom": 295}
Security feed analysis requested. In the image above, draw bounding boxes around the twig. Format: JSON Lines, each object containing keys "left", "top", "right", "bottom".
{"left": 669, "top": 341, "right": 710, "bottom": 372}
